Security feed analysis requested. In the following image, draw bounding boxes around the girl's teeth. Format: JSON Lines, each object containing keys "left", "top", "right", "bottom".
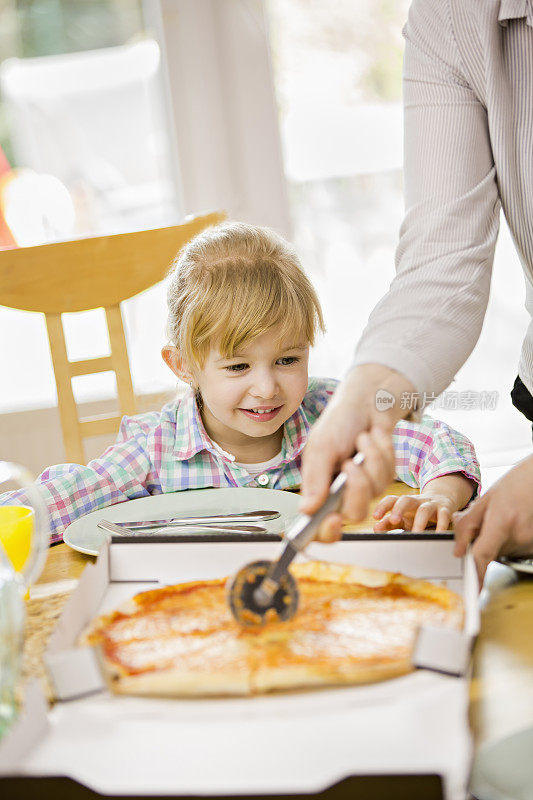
{"left": 252, "top": 408, "right": 274, "bottom": 414}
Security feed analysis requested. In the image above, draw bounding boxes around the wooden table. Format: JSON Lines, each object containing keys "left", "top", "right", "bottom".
{"left": 19, "top": 481, "right": 533, "bottom": 796}
{"left": 469, "top": 562, "right": 533, "bottom": 748}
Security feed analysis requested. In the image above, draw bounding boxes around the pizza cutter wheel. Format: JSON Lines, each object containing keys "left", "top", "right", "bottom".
{"left": 226, "top": 560, "right": 299, "bottom": 626}
{"left": 227, "top": 452, "right": 365, "bottom": 626}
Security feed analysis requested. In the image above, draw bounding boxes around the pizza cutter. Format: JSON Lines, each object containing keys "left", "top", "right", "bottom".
{"left": 226, "top": 452, "right": 365, "bottom": 626}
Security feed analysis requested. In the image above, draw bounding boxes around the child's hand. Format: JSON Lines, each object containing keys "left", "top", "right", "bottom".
{"left": 371, "top": 473, "right": 478, "bottom": 533}
{"left": 372, "top": 493, "right": 455, "bottom": 532}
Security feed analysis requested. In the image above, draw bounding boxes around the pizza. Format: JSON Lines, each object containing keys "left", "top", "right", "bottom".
{"left": 81, "top": 561, "right": 463, "bottom": 696}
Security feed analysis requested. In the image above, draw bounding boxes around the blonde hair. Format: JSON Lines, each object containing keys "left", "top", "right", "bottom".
{"left": 166, "top": 222, "right": 325, "bottom": 368}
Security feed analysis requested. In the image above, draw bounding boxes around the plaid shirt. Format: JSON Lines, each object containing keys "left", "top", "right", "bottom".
{"left": 1, "top": 378, "right": 480, "bottom": 544}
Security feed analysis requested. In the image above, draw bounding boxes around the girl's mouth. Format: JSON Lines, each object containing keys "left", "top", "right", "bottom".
{"left": 239, "top": 406, "right": 282, "bottom": 422}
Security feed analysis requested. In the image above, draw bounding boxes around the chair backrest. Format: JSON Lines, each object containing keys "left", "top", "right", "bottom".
{"left": 0, "top": 211, "right": 226, "bottom": 464}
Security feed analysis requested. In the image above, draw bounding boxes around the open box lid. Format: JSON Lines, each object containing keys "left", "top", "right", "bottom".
{"left": 45, "top": 533, "right": 479, "bottom": 701}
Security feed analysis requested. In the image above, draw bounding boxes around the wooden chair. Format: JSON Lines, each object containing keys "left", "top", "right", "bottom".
{"left": 0, "top": 212, "right": 226, "bottom": 464}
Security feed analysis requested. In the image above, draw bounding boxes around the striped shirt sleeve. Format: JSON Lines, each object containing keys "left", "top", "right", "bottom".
{"left": 353, "top": 0, "right": 501, "bottom": 400}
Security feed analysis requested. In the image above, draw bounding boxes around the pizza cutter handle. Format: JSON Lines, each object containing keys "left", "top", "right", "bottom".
{"left": 253, "top": 453, "right": 365, "bottom": 609}
{"left": 288, "top": 451, "right": 365, "bottom": 553}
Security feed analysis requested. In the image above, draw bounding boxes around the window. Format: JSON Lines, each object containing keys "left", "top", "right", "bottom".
{"left": 0, "top": 0, "right": 181, "bottom": 411}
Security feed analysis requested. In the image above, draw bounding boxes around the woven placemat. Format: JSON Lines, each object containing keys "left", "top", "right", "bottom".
{"left": 20, "top": 589, "right": 73, "bottom": 702}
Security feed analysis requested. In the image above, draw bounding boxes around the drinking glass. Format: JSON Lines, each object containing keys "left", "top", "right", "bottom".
{"left": 0, "top": 546, "right": 24, "bottom": 737}
{"left": 0, "top": 461, "right": 49, "bottom": 737}
{"left": 0, "top": 462, "right": 49, "bottom": 589}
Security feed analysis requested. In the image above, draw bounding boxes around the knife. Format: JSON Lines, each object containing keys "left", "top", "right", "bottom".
{"left": 106, "top": 510, "right": 281, "bottom": 531}
{"left": 97, "top": 520, "right": 269, "bottom": 536}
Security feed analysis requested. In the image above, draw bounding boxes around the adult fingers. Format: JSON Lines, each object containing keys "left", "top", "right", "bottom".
{"left": 453, "top": 494, "right": 487, "bottom": 556}
{"left": 356, "top": 428, "right": 395, "bottom": 498}
{"left": 301, "top": 427, "right": 365, "bottom": 541}
{"left": 314, "top": 512, "right": 344, "bottom": 544}
{"left": 471, "top": 512, "right": 509, "bottom": 586}
{"left": 339, "top": 456, "right": 372, "bottom": 523}
{"left": 300, "top": 381, "right": 368, "bottom": 515}
{"left": 300, "top": 431, "right": 344, "bottom": 515}
{"left": 350, "top": 432, "right": 381, "bottom": 499}
{"left": 372, "top": 425, "right": 396, "bottom": 474}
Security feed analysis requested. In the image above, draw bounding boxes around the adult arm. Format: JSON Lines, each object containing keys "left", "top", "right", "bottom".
{"left": 301, "top": 0, "right": 500, "bottom": 527}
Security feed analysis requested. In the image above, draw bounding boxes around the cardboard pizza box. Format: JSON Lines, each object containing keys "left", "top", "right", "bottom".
{"left": 24, "top": 534, "right": 478, "bottom": 800}
{"left": 44, "top": 533, "right": 479, "bottom": 701}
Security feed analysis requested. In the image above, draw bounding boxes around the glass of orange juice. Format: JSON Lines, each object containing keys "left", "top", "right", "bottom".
{"left": 0, "top": 462, "right": 49, "bottom": 738}
{"left": 0, "top": 462, "right": 49, "bottom": 589}
{"left": 0, "top": 545, "right": 25, "bottom": 738}
{"left": 0, "top": 506, "right": 34, "bottom": 574}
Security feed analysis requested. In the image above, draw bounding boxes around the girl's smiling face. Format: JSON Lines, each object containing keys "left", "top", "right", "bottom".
{"left": 191, "top": 327, "right": 310, "bottom": 462}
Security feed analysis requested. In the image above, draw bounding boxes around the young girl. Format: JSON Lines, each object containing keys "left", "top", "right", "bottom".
{"left": 1, "top": 222, "right": 480, "bottom": 544}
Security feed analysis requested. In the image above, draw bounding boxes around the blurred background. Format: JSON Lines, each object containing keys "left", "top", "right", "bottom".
{"left": 0, "top": 0, "right": 530, "bottom": 475}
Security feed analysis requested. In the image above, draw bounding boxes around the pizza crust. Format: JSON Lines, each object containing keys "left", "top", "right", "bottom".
{"left": 291, "top": 560, "right": 392, "bottom": 587}
{"left": 251, "top": 660, "right": 412, "bottom": 694}
{"left": 103, "top": 661, "right": 250, "bottom": 697}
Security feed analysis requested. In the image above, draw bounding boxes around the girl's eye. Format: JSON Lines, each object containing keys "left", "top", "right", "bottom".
{"left": 226, "top": 363, "right": 248, "bottom": 372}
{"left": 278, "top": 356, "right": 299, "bottom": 366}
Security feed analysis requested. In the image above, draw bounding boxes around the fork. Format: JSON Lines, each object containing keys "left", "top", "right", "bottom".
{"left": 106, "top": 510, "right": 281, "bottom": 531}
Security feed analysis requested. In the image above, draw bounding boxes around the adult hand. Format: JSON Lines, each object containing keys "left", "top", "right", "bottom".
{"left": 454, "top": 455, "right": 533, "bottom": 584}
{"left": 300, "top": 364, "right": 417, "bottom": 542}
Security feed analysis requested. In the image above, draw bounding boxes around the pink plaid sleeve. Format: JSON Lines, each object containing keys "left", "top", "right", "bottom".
{"left": 0, "top": 416, "right": 161, "bottom": 544}
{"left": 392, "top": 415, "right": 481, "bottom": 496}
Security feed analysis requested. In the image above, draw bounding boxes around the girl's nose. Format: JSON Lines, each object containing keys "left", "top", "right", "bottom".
{"left": 250, "top": 369, "right": 278, "bottom": 399}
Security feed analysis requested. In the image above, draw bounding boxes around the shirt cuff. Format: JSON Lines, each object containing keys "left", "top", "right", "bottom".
{"left": 420, "top": 468, "right": 481, "bottom": 505}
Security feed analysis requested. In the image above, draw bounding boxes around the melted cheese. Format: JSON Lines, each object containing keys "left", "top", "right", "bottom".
{"left": 85, "top": 565, "right": 463, "bottom": 693}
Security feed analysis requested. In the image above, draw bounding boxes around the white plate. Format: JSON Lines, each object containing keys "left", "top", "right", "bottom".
{"left": 499, "top": 556, "right": 533, "bottom": 575}
{"left": 63, "top": 488, "right": 300, "bottom": 556}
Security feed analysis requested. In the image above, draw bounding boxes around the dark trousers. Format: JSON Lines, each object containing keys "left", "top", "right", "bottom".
{"left": 511, "top": 375, "right": 533, "bottom": 437}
